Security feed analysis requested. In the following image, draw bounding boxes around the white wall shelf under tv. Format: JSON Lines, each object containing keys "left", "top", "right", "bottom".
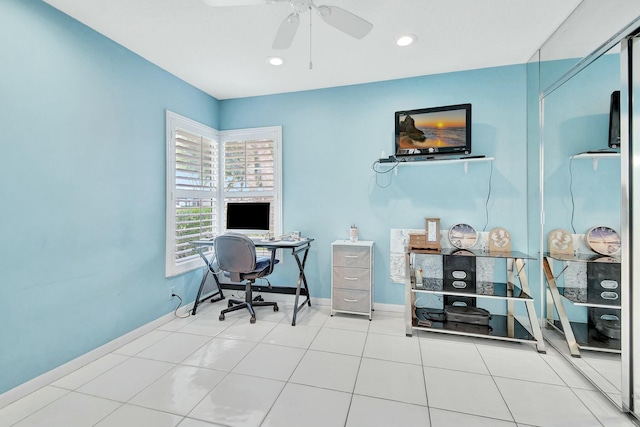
{"left": 570, "top": 151, "right": 620, "bottom": 171}
{"left": 396, "top": 156, "right": 494, "bottom": 174}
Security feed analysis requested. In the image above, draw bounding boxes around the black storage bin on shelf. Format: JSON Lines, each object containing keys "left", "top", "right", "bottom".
{"left": 588, "top": 307, "right": 621, "bottom": 340}
{"left": 444, "top": 294, "right": 477, "bottom": 308}
{"left": 443, "top": 254, "right": 476, "bottom": 294}
{"left": 587, "top": 262, "right": 621, "bottom": 306}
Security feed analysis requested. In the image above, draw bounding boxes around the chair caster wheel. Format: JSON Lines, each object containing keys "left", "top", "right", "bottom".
{"left": 273, "top": 305, "right": 279, "bottom": 312}
{"left": 250, "top": 316, "right": 256, "bottom": 324}
{"left": 219, "top": 314, "right": 225, "bottom": 321}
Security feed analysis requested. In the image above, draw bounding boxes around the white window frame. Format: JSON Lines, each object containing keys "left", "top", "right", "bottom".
{"left": 166, "top": 110, "right": 283, "bottom": 277}
{"left": 166, "top": 111, "right": 219, "bottom": 277}
{"left": 220, "top": 126, "right": 283, "bottom": 239}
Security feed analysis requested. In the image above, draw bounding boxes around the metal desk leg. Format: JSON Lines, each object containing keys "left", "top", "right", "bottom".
{"left": 291, "top": 243, "right": 312, "bottom": 326}
{"left": 543, "top": 257, "right": 580, "bottom": 357}
{"left": 405, "top": 252, "right": 413, "bottom": 337}
{"left": 192, "top": 269, "right": 208, "bottom": 315}
{"left": 191, "top": 246, "right": 225, "bottom": 315}
{"left": 513, "top": 258, "right": 547, "bottom": 353}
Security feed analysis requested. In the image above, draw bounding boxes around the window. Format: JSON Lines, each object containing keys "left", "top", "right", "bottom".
{"left": 221, "top": 127, "right": 282, "bottom": 240}
{"left": 166, "top": 111, "right": 218, "bottom": 277}
{"left": 166, "top": 111, "right": 282, "bottom": 277}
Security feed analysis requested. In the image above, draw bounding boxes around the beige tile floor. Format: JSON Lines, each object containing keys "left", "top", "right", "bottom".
{"left": 1, "top": 295, "right": 637, "bottom": 427}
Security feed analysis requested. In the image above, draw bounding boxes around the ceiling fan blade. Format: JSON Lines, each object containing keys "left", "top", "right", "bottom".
{"left": 317, "top": 5, "right": 372, "bottom": 39}
{"left": 272, "top": 13, "right": 300, "bottom": 49}
{"left": 202, "top": 0, "right": 264, "bottom": 7}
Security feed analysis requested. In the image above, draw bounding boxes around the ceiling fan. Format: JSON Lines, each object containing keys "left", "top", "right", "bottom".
{"left": 203, "top": 0, "right": 373, "bottom": 49}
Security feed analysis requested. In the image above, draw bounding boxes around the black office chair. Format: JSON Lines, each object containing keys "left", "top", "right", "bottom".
{"left": 214, "top": 232, "right": 279, "bottom": 323}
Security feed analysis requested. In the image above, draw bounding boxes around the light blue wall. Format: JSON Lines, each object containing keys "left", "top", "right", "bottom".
{"left": 542, "top": 53, "right": 621, "bottom": 234}
{"left": 221, "top": 65, "right": 530, "bottom": 306}
{"left": 0, "top": 0, "right": 219, "bottom": 394}
{"left": 0, "top": 0, "right": 618, "bottom": 398}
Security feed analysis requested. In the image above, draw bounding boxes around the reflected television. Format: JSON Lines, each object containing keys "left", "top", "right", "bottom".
{"left": 609, "top": 90, "right": 620, "bottom": 148}
{"left": 394, "top": 103, "right": 471, "bottom": 159}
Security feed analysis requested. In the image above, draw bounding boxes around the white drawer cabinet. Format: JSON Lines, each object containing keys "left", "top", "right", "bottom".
{"left": 331, "top": 240, "right": 374, "bottom": 320}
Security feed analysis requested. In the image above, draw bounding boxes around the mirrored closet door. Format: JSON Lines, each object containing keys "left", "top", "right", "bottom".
{"left": 536, "top": 8, "right": 640, "bottom": 418}
{"left": 540, "top": 40, "right": 623, "bottom": 406}
{"left": 626, "top": 32, "right": 640, "bottom": 419}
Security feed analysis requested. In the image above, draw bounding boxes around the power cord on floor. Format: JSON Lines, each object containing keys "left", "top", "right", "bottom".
{"left": 171, "top": 293, "right": 191, "bottom": 319}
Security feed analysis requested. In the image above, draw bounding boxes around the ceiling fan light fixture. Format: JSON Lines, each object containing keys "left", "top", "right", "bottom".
{"left": 317, "top": 5, "right": 331, "bottom": 17}
{"left": 267, "top": 56, "right": 285, "bottom": 66}
{"left": 288, "top": 14, "right": 300, "bottom": 24}
{"left": 396, "top": 34, "right": 417, "bottom": 47}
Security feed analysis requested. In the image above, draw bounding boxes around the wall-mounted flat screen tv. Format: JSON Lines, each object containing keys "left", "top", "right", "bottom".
{"left": 609, "top": 90, "right": 620, "bottom": 148}
{"left": 395, "top": 103, "right": 471, "bottom": 159}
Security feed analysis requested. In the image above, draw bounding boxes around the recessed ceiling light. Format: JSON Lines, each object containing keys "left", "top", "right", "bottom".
{"left": 396, "top": 35, "right": 417, "bottom": 47}
{"left": 267, "top": 56, "right": 285, "bottom": 66}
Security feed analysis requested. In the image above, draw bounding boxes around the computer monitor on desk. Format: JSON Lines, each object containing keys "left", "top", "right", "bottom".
{"left": 226, "top": 202, "right": 270, "bottom": 234}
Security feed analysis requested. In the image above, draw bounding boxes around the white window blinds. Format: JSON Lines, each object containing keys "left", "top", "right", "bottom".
{"left": 166, "top": 112, "right": 218, "bottom": 277}
{"left": 224, "top": 139, "right": 275, "bottom": 192}
{"left": 222, "top": 128, "right": 282, "bottom": 239}
{"left": 175, "top": 130, "right": 217, "bottom": 192}
{"left": 173, "top": 128, "right": 217, "bottom": 259}
{"left": 174, "top": 197, "right": 216, "bottom": 261}
{"left": 166, "top": 115, "right": 282, "bottom": 277}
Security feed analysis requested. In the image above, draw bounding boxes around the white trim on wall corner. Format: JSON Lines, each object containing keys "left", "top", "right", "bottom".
{"left": 290, "top": 297, "right": 404, "bottom": 314}
{"left": 371, "top": 302, "right": 404, "bottom": 313}
{"left": 314, "top": 297, "right": 404, "bottom": 314}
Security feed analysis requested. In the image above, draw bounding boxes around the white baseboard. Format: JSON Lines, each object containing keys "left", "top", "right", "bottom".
{"left": 372, "top": 302, "right": 405, "bottom": 313}
{"left": 0, "top": 303, "right": 193, "bottom": 409}
{"left": 257, "top": 295, "right": 403, "bottom": 314}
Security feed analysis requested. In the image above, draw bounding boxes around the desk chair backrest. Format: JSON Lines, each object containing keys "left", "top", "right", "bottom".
{"left": 214, "top": 233, "right": 257, "bottom": 282}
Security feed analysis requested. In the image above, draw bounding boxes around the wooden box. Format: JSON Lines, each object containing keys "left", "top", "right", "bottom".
{"left": 409, "top": 232, "right": 440, "bottom": 252}
{"left": 409, "top": 233, "right": 427, "bottom": 247}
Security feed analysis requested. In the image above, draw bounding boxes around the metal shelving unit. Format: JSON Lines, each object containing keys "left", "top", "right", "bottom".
{"left": 404, "top": 249, "right": 546, "bottom": 352}
{"left": 543, "top": 254, "right": 622, "bottom": 356}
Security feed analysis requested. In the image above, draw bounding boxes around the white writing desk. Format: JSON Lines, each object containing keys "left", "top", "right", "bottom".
{"left": 192, "top": 237, "right": 314, "bottom": 326}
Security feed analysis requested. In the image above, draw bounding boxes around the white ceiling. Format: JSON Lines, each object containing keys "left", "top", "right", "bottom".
{"left": 42, "top": 0, "right": 584, "bottom": 100}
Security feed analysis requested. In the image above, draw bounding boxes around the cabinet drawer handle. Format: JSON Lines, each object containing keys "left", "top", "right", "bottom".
{"left": 344, "top": 277, "right": 358, "bottom": 281}
{"left": 344, "top": 298, "right": 359, "bottom": 302}
{"left": 344, "top": 255, "right": 359, "bottom": 258}
{"left": 452, "top": 270, "right": 467, "bottom": 279}
{"left": 601, "top": 291, "right": 619, "bottom": 300}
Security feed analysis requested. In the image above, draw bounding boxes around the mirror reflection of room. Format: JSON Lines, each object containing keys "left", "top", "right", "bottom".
{"left": 541, "top": 41, "right": 623, "bottom": 406}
